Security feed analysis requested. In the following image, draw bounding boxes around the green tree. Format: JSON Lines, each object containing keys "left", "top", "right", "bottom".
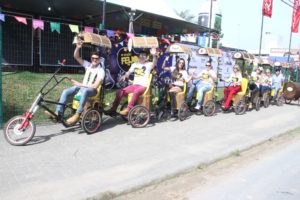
{"left": 175, "top": 9, "right": 195, "bottom": 23}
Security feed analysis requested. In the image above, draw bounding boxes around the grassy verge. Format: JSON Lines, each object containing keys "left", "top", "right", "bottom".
{"left": 2, "top": 71, "right": 116, "bottom": 123}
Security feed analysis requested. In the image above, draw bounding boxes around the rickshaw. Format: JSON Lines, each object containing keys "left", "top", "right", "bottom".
{"left": 258, "top": 58, "right": 274, "bottom": 108}
{"left": 164, "top": 43, "right": 193, "bottom": 121}
{"left": 220, "top": 51, "right": 253, "bottom": 114}
{"left": 184, "top": 47, "right": 222, "bottom": 116}
{"left": 121, "top": 36, "right": 167, "bottom": 128}
{"left": 4, "top": 32, "right": 112, "bottom": 146}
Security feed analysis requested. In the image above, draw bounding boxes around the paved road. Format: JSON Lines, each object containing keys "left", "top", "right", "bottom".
{"left": 188, "top": 136, "right": 300, "bottom": 200}
{"left": 0, "top": 103, "right": 300, "bottom": 200}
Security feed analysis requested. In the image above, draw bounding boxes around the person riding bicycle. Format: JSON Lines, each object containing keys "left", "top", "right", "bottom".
{"left": 222, "top": 64, "right": 242, "bottom": 110}
{"left": 46, "top": 39, "right": 105, "bottom": 124}
{"left": 163, "top": 58, "right": 191, "bottom": 117}
{"left": 106, "top": 48, "right": 157, "bottom": 116}
{"left": 248, "top": 66, "right": 263, "bottom": 109}
{"left": 272, "top": 64, "right": 284, "bottom": 102}
{"left": 185, "top": 61, "right": 217, "bottom": 110}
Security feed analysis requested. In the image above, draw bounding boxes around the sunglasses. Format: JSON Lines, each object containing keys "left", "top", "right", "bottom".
{"left": 91, "top": 57, "right": 99, "bottom": 60}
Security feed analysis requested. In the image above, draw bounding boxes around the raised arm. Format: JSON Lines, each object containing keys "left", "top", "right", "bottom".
{"left": 74, "top": 40, "right": 84, "bottom": 65}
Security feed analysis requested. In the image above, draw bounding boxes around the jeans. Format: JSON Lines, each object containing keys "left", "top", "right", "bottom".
{"left": 186, "top": 80, "right": 201, "bottom": 105}
{"left": 56, "top": 86, "right": 96, "bottom": 114}
{"left": 259, "top": 85, "right": 270, "bottom": 97}
{"left": 195, "top": 83, "right": 212, "bottom": 106}
{"left": 112, "top": 84, "right": 146, "bottom": 110}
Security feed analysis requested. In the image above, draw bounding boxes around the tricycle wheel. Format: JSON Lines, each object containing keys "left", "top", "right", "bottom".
{"left": 234, "top": 100, "right": 247, "bottom": 115}
{"left": 255, "top": 97, "right": 261, "bottom": 111}
{"left": 178, "top": 102, "right": 189, "bottom": 121}
{"left": 277, "top": 95, "right": 285, "bottom": 106}
{"left": 263, "top": 94, "right": 270, "bottom": 108}
{"left": 128, "top": 105, "right": 150, "bottom": 128}
{"left": 81, "top": 108, "right": 102, "bottom": 134}
{"left": 61, "top": 103, "right": 76, "bottom": 127}
{"left": 4, "top": 115, "right": 36, "bottom": 146}
{"left": 203, "top": 100, "right": 216, "bottom": 116}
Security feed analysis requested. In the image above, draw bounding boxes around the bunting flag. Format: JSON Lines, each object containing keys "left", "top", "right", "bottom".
{"left": 0, "top": 14, "right": 5, "bottom": 22}
{"left": 107, "top": 30, "right": 115, "bottom": 37}
{"left": 292, "top": 0, "right": 300, "bottom": 33}
{"left": 50, "top": 22, "right": 60, "bottom": 33}
{"left": 262, "top": 0, "right": 273, "bottom": 18}
{"left": 14, "top": 16, "right": 27, "bottom": 25}
{"left": 84, "top": 26, "right": 93, "bottom": 33}
{"left": 126, "top": 32, "right": 135, "bottom": 38}
{"left": 69, "top": 24, "right": 79, "bottom": 33}
{"left": 32, "top": 19, "right": 44, "bottom": 30}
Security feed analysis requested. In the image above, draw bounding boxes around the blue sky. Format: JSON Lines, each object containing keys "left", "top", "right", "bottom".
{"left": 164, "top": 0, "right": 300, "bottom": 51}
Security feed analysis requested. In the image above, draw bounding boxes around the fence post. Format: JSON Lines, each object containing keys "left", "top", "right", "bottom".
{"left": 0, "top": 7, "right": 3, "bottom": 127}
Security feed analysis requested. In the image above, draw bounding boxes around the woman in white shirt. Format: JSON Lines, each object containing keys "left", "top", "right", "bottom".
{"left": 163, "top": 58, "right": 191, "bottom": 117}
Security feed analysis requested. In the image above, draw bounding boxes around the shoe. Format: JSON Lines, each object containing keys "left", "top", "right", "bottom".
{"left": 66, "top": 113, "right": 81, "bottom": 125}
{"left": 44, "top": 110, "right": 58, "bottom": 123}
{"left": 194, "top": 105, "right": 201, "bottom": 110}
{"left": 248, "top": 103, "right": 253, "bottom": 109}
{"left": 119, "top": 108, "right": 129, "bottom": 116}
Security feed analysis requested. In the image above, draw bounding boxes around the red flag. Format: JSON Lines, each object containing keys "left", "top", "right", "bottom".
{"left": 262, "top": 0, "right": 273, "bottom": 18}
{"left": 292, "top": 0, "right": 300, "bottom": 33}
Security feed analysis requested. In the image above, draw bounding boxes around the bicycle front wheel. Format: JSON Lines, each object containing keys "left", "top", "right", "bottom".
{"left": 4, "top": 115, "right": 36, "bottom": 146}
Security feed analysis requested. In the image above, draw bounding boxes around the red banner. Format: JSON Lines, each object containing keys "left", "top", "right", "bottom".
{"left": 262, "top": 0, "right": 273, "bottom": 17}
{"left": 292, "top": 0, "right": 300, "bottom": 33}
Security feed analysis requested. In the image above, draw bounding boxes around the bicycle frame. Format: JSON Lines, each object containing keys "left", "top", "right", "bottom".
{"left": 19, "top": 60, "right": 70, "bottom": 130}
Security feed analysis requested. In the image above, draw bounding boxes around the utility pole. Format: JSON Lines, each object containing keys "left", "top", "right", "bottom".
{"left": 102, "top": 0, "right": 106, "bottom": 29}
{"left": 207, "top": 0, "right": 213, "bottom": 47}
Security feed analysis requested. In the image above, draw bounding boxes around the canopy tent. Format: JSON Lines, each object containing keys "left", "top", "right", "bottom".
{"left": 0, "top": 0, "right": 212, "bottom": 35}
{"left": 197, "top": 47, "right": 223, "bottom": 57}
{"left": 268, "top": 56, "right": 294, "bottom": 68}
{"left": 232, "top": 52, "right": 255, "bottom": 61}
{"left": 166, "top": 43, "right": 193, "bottom": 56}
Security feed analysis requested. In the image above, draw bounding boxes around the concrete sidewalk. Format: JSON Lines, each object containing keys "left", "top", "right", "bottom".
{"left": 0, "top": 104, "right": 300, "bottom": 200}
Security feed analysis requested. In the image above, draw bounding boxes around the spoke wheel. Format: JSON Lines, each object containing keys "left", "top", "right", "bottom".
{"left": 277, "top": 95, "right": 285, "bottom": 106}
{"left": 4, "top": 115, "right": 36, "bottom": 146}
{"left": 203, "top": 100, "right": 216, "bottom": 117}
{"left": 234, "top": 100, "right": 247, "bottom": 115}
{"left": 61, "top": 103, "right": 76, "bottom": 127}
{"left": 178, "top": 102, "right": 190, "bottom": 121}
{"left": 255, "top": 97, "right": 261, "bottom": 111}
{"left": 81, "top": 109, "right": 102, "bottom": 134}
{"left": 263, "top": 95, "right": 270, "bottom": 108}
{"left": 128, "top": 105, "right": 150, "bottom": 128}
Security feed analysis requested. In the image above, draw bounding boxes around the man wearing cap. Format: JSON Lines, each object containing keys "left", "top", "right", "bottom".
{"left": 106, "top": 48, "right": 157, "bottom": 116}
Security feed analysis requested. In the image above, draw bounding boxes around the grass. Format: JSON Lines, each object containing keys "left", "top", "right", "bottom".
{"left": 2, "top": 71, "right": 116, "bottom": 123}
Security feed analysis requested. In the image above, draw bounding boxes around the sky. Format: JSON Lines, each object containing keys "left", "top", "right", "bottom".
{"left": 163, "top": 0, "right": 300, "bottom": 51}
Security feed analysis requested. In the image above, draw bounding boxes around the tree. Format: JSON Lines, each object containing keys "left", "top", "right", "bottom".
{"left": 175, "top": 9, "right": 196, "bottom": 23}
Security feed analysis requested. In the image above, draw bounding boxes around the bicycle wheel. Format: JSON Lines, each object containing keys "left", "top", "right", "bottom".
{"left": 263, "top": 95, "right": 270, "bottom": 108}
{"left": 4, "top": 115, "right": 36, "bottom": 146}
{"left": 203, "top": 100, "right": 216, "bottom": 116}
{"left": 128, "top": 105, "right": 150, "bottom": 128}
{"left": 81, "top": 108, "right": 102, "bottom": 134}
{"left": 61, "top": 103, "right": 76, "bottom": 127}
{"left": 277, "top": 95, "right": 285, "bottom": 106}
{"left": 255, "top": 97, "right": 261, "bottom": 111}
{"left": 178, "top": 102, "right": 189, "bottom": 121}
{"left": 234, "top": 100, "right": 247, "bottom": 115}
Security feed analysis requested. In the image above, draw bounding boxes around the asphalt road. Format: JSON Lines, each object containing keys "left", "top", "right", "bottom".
{"left": 1, "top": 103, "right": 300, "bottom": 200}
{"left": 188, "top": 135, "right": 300, "bottom": 200}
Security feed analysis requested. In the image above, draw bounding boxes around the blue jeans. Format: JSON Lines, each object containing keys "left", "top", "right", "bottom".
{"left": 196, "top": 83, "right": 212, "bottom": 106}
{"left": 186, "top": 80, "right": 201, "bottom": 105}
{"left": 260, "top": 85, "right": 270, "bottom": 97}
{"left": 56, "top": 86, "right": 96, "bottom": 114}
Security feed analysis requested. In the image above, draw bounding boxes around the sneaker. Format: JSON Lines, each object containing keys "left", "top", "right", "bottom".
{"left": 194, "top": 105, "right": 201, "bottom": 110}
{"left": 66, "top": 113, "right": 81, "bottom": 125}
{"left": 119, "top": 108, "right": 129, "bottom": 116}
